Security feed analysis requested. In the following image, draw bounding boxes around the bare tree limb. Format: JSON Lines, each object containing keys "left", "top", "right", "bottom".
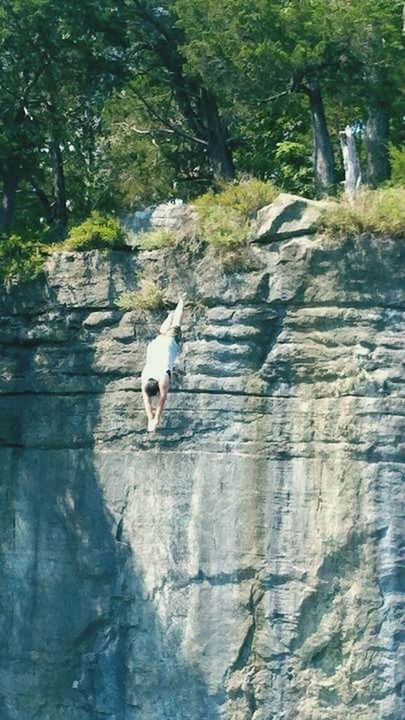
{"left": 258, "top": 89, "right": 291, "bottom": 105}
{"left": 130, "top": 87, "right": 208, "bottom": 146}
{"left": 115, "top": 119, "right": 208, "bottom": 146}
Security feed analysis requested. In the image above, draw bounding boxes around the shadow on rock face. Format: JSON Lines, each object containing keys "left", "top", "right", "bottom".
{"left": 309, "top": 233, "right": 405, "bottom": 305}
{"left": 0, "top": 277, "right": 219, "bottom": 720}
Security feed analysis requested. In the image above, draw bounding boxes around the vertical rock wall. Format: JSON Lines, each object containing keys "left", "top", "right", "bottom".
{"left": 0, "top": 224, "right": 404, "bottom": 719}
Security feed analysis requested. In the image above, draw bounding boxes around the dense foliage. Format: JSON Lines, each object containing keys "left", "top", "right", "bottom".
{"left": 0, "top": 233, "right": 46, "bottom": 285}
{"left": 0, "top": 0, "right": 403, "bottom": 243}
{"left": 195, "top": 178, "right": 278, "bottom": 248}
{"left": 64, "top": 212, "right": 126, "bottom": 250}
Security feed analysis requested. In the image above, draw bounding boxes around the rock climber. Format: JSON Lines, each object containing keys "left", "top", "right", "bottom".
{"left": 141, "top": 294, "right": 185, "bottom": 432}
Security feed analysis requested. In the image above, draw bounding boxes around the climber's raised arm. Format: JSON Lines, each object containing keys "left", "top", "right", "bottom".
{"left": 153, "top": 373, "right": 169, "bottom": 426}
{"left": 142, "top": 388, "right": 155, "bottom": 424}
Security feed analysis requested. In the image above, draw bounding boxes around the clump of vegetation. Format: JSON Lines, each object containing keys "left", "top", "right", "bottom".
{"left": 64, "top": 212, "right": 126, "bottom": 251}
{"left": 137, "top": 228, "right": 177, "bottom": 250}
{"left": 318, "top": 187, "right": 405, "bottom": 239}
{"left": 195, "top": 178, "right": 279, "bottom": 217}
{"left": 0, "top": 234, "right": 47, "bottom": 286}
{"left": 116, "top": 276, "right": 163, "bottom": 311}
{"left": 198, "top": 206, "right": 249, "bottom": 249}
{"left": 195, "top": 179, "right": 278, "bottom": 249}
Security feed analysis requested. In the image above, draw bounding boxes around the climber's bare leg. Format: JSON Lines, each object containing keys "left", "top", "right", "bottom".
{"left": 159, "top": 311, "right": 174, "bottom": 334}
{"left": 171, "top": 296, "right": 184, "bottom": 327}
{"left": 159, "top": 296, "right": 185, "bottom": 334}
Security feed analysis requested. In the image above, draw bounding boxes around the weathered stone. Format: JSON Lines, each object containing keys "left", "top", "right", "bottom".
{"left": 82, "top": 310, "right": 121, "bottom": 328}
{"left": 122, "top": 201, "right": 197, "bottom": 248}
{"left": 250, "top": 193, "right": 325, "bottom": 242}
{"left": 0, "top": 224, "right": 404, "bottom": 720}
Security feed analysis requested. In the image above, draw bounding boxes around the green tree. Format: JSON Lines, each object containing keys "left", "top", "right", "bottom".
{"left": 176, "top": 0, "right": 338, "bottom": 193}
{"left": 175, "top": 0, "right": 404, "bottom": 193}
{"left": 0, "top": 0, "right": 127, "bottom": 234}
{"left": 117, "top": 0, "right": 235, "bottom": 182}
{"left": 1, "top": 0, "right": 402, "bottom": 237}
{"left": 331, "top": 0, "right": 404, "bottom": 186}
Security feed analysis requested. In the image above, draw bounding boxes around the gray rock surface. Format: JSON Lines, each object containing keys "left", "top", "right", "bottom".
{"left": 250, "top": 193, "right": 326, "bottom": 242}
{"left": 122, "top": 201, "right": 196, "bottom": 248}
{"left": 0, "top": 225, "right": 404, "bottom": 720}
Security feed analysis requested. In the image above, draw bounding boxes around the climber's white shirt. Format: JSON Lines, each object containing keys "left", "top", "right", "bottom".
{"left": 141, "top": 335, "right": 179, "bottom": 384}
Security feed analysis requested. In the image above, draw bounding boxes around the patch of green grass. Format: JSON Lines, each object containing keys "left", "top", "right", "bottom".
{"left": 198, "top": 205, "right": 250, "bottom": 249}
{"left": 137, "top": 227, "right": 176, "bottom": 250}
{"left": 318, "top": 187, "right": 405, "bottom": 239}
{"left": 116, "top": 276, "right": 163, "bottom": 311}
{"left": 64, "top": 211, "right": 126, "bottom": 251}
{"left": 0, "top": 234, "right": 47, "bottom": 286}
{"left": 195, "top": 178, "right": 279, "bottom": 217}
{"left": 195, "top": 178, "right": 279, "bottom": 249}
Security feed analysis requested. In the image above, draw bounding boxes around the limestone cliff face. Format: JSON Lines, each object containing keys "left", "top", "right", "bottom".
{"left": 0, "top": 202, "right": 404, "bottom": 720}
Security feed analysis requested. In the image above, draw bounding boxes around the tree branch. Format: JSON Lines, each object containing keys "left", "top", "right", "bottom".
{"left": 130, "top": 0, "right": 203, "bottom": 135}
{"left": 130, "top": 87, "right": 208, "bottom": 146}
{"left": 258, "top": 88, "right": 292, "bottom": 104}
{"left": 116, "top": 119, "right": 208, "bottom": 146}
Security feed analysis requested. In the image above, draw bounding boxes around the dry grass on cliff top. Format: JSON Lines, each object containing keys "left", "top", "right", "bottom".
{"left": 136, "top": 228, "right": 177, "bottom": 250}
{"left": 191, "top": 178, "right": 279, "bottom": 272}
{"left": 195, "top": 178, "right": 279, "bottom": 249}
{"left": 195, "top": 178, "right": 279, "bottom": 218}
{"left": 318, "top": 187, "right": 405, "bottom": 239}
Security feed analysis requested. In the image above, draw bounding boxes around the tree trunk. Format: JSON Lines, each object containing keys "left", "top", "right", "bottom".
{"left": 46, "top": 94, "right": 68, "bottom": 234}
{"left": 0, "top": 164, "right": 18, "bottom": 233}
{"left": 150, "top": 17, "right": 234, "bottom": 181}
{"left": 339, "top": 125, "right": 362, "bottom": 200}
{"left": 200, "top": 90, "right": 234, "bottom": 180}
{"left": 51, "top": 138, "right": 67, "bottom": 232}
{"left": 365, "top": 104, "right": 390, "bottom": 187}
{"left": 305, "top": 79, "right": 335, "bottom": 195}
{"left": 31, "top": 180, "right": 55, "bottom": 225}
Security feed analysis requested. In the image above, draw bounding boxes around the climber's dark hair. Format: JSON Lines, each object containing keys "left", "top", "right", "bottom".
{"left": 144, "top": 378, "right": 159, "bottom": 397}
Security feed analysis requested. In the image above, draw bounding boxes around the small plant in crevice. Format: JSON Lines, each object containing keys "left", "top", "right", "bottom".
{"left": 116, "top": 276, "right": 163, "bottom": 311}
{"left": 198, "top": 205, "right": 250, "bottom": 249}
{"left": 136, "top": 227, "right": 177, "bottom": 251}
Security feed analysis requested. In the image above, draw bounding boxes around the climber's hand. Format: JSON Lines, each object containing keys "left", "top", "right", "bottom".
{"left": 147, "top": 418, "right": 157, "bottom": 433}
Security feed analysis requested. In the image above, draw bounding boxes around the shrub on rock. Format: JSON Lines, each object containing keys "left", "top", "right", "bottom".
{"left": 64, "top": 212, "right": 126, "bottom": 251}
{"left": 116, "top": 276, "right": 163, "bottom": 311}
{"left": 0, "top": 234, "right": 46, "bottom": 285}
